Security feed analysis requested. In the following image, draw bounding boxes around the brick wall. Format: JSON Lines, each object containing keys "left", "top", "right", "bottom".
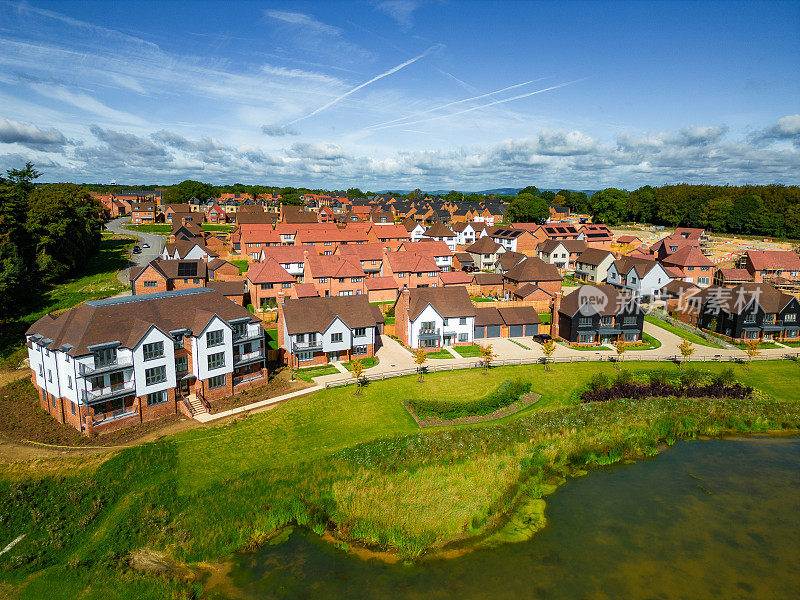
{"left": 395, "top": 288, "right": 410, "bottom": 345}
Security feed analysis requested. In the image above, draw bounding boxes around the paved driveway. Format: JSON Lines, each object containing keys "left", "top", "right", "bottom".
{"left": 106, "top": 217, "right": 165, "bottom": 284}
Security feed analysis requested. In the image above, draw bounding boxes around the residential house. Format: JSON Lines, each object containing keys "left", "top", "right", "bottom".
{"left": 403, "top": 218, "right": 427, "bottom": 242}
{"left": 336, "top": 243, "right": 385, "bottom": 277}
{"left": 365, "top": 276, "right": 400, "bottom": 303}
{"left": 536, "top": 239, "right": 587, "bottom": 272}
{"left": 394, "top": 286, "right": 476, "bottom": 349}
{"left": 451, "top": 222, "right": 481, "bottom": 246}
{"left": 488, "top": 227, "right": 539, "bottom": 254}
{"left": 495, "top": 251, "right": 527, "bottom": 274}
{"left": 660, "top": 246, "right": 715, "bottom": 287}
{"left": 556, "top": 285, "right": 644, "bottom": 345}
{"left": 164, "top": 204, "right": 192, "bottom": 222}
{"left": 26, "top": 288, "right": 266, "bottom": 435}
{"left": 383, "top": 251, "right": 441, "bottom": 289}
{"left": 398, "top": 240, "right": 454, "bottom": 271}
{"left": 371, "top": 223, "right": 409, "bottom": 251}
{"left": 453, "top": 252, "right": 475, "bottom": 271}
{"left": 743, "top": 250, "right": 800, "bottom": 284}
{"left": 512, "top": 283, "right": 556, "bottom": 303}
{"left": 207, "top": 281, "right": 246, "bottom": 306}
{"left": 502, "top": 256, "right": 562, "bottom": 300}
{"left": 246, "top": 258, "right": 295, "bottom": 308}
{"left": 278, "top": 295, "right": 383, "bottom": 366}
{"left": 466, "top": 237, "right": 505, "bottom": 271}
{"left": 254, "top": 245, "right": 306, "bottom": 279}
{"left": 304, "top": 254, "right": 366, "bottom": 297}
{"left": 206, "top": 258, "right": 240, "bottom": 281}
{"left": 548, "top": 205, "right": 570, "bottom": 221}
{"left": 205, "top": 202, "right": 227, "bottom": 224}
{"left": 130, "top": 259, "right": 207, "bottom": 295}
{"left": 680, "top": 284, "right": 800, "bottom": 342}
{"left": 422, "top": 222, "right": 458, "bottom": 251}
{"left": 528, "top": 223, "right": 580, "bottom": 244}
{"left": 438, "top": 270, "right": 473, "bottom": 287}
{"left": 573, "top": 248, "right": 616, "bottom": 283}
{"left": 577, "top": 224, "right": 614, "bottom": 250}
{"left": 161, "top": 240, "right": 217, "bottom": 262}
{"left": 606, "top": 256, "right": 673, "bottom": 299}
{"left": 169, "top": 221, "right": 205, "bottom": 243}
{"left": 131, "top": 202, "right": 157, "bottom": 224}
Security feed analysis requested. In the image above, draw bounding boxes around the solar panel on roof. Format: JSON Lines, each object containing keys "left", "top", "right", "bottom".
{"left": 177, "top": 262, "right": 198, "bottom": 277}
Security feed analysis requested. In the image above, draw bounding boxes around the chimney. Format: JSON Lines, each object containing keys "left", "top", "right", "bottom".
{"left": 550, "top": 291, "right": 562, "bottom": 339}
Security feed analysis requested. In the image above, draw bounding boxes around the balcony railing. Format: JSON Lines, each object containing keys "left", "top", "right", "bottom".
{"left": 233, "top": 330, "right": 264, "bottom": 343}
{"left": 293, "top": 340, "right": 323, "bottom": 351}
{"left": 234, "top": 348, "right": 265, "bottom": 365}
{"left": 84, "top": 380, "right": 136, "bottom": 403}
{"left": 79, "top": 356, "right": 133, "bottom": 377}
{"left": 418, "top": 328, "right": 441, "bottom": 339}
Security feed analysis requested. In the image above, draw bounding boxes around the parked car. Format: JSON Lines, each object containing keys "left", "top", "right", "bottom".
{"left": 533, "top": 333, "right": 552, "bottom": 344}
{"left": 461, "top": 265, "right": 477, "bottom": 273}
{"left": 141, "top": 242, "right": 150, "bottom": 249}
{"left": 132, "top": 245, "right": 141, "bottom": 254}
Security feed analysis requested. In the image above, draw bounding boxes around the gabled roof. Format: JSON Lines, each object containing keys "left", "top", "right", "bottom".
{"left": 558, "top": 284, "right": 641, "bottom": 317}
{"left": 504, "top": 256, "right": 561, "bottom": 283}
{"left": 454, "top": 252, "right": 474, "bottom": 264}
{"left": 716, "top": 268, "right": 754, "bottom": 282}
{"left": 337, "top": 243, "right": 385, "bottom": 262}
{"left": 538, "top": 239, "right": 587, "bottom": 255}
{"left": 438, "top": 270, "right": 473, "bottom": 285}
{"left": 406, "top": 286, "right": 476, "bottom": 320}
{"left": 612, "top": 255, "right": 665, "bottom": 278}
{"left": 282, "top": 295, "right": 382, "bottom": 335}
{"left": 746, "top": 250, "right": 800, "bottom": 271}
{"left": 690, "top": 283, "right": 797, "bottom": 314}
{"left": 423, "top": 222, "right": 456, "bottom": 238}
{"left": 27, "top": 288, "right": 256, "bottom": 356}
{"left": 575, "top": 248, "right": 615, "bottom": 266}
{"left": 466, "top": 236, "right": 503, "bottom": 255}
{"left": 246, "top": 257, "right": 295, "bottom": 284}
{"left": 163, "top": 239, "right": 217, "bottom": 259}
{"left": 386, "top": 252, "right": 440, "bottom": 273}
{"left": 513, "top": 283, "right": 553, "bottom": 299}
{"left": 207, "top": 280, "right": 246, "bottom": 296}
{"left": 661, "top": 245, "right": 714, "bottom": 268}
{"left": 258, "top": 245, "right": 308, "bottom": 263}
{"left": 660, "top": 280, "right": 700, "bottom": 297}
{"left": 472, "top": 272, "right": 504, "bottom": 285}
{"left": 540, "top": 223, "right": 579, "bottom": 238}
{"left": 306, "top": 255, "right": 365, "bottom": 278}
{"left": 132, "top": 258, "right": 207, "bottom": 282}
{"left": 402, "top": 217, "right": 423, "bottom": 231}
{"left": 365, "top": 276, "right": 399, "bottom": 291}
{"left": 294, "top": 283, "right": 319, "bottom": 298}
{"left": 496, "top": 251, "right": 527, "bottom": 271}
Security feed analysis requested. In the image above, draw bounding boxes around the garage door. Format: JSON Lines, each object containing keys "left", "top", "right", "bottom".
{"left": 486, "top": 325, "right": 502, "bottom": 338}
{"left": 475, "top": 326, "right": 486, "bottom": 339}
{"left": 525, "top": 324, "right": 538, "bottom": 336}
{"left": 509, "top": 325, "right": 524, "bottom": 337}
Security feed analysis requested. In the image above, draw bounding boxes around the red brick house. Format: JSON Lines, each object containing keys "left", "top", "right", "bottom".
{"left": 131, "top": 202, "right": 157, "bottom": 224}
{"left": 502, "top": 256, "right": 562, "bottom": 299}
{"left": 130, "top": 259, "right": 208, "bottom": 295}
{"left": 246, "top": 257, "right": 295, "bottom": 308}
{"left": 304, "top": 255, "right": 366, "bottom": 297}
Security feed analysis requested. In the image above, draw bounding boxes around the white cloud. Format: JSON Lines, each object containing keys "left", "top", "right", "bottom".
{"left": 0, "top": 117, "right": 69, "bottom": 151}
{"left": 749, "top": 114, "right": 800, "bottom": 146}
{"left": 375, "top": 1, "right": 423, "bottom": 29}
{"left": 29, "top": 84, "right": 147, "bottom": 125}
{"left": 261, "top": 124, "right": 300, "bottom": 137}
{"left": 264, "top": 10, "right": 341, "bottom": 36}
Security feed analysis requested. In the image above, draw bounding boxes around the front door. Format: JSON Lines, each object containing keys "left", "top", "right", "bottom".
{"left": 327, "top": 351, "right": 339, "bottom": 362}
{"left": 178, "top": 379, "right": 189, "bottom": 396}
{"left": 601, "top": 335, "right": 611, "bottom": 344}
{"left": 443, "top": 335, "right": 453, "bottom": 346}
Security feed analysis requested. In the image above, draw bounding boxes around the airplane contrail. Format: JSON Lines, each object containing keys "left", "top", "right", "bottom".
{"left": 288, "top": 44, "right": 443, "bottom": 125}
{"left": 367, "top": 77, "right": 546, "bottom": 129}
{"left": 370, "top": 79, "right": 586, "bottom": 130}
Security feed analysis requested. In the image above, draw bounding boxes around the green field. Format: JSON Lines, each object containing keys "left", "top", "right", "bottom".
{"left": 3, "top": 361, "right": 800, "bottom": 597}
{"left": 645, "top": 315, "right": 723, "bottom": 348}
{"left": 0, "top": 234, "right": 133, "bottom": 363}
{"left": 124, "top": 224, "right": 171, "bottom": 234}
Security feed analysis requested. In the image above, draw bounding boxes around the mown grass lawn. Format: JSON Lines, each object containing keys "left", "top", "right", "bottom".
{"left": 733, "top": 341, "right": 783, "bottom": 350}
{"left": 343, "top": 357, "right": 379, "bottom": 370}
{"left": 452, "top": 344, "right": 484, "bottom": 357}
{"left": 425, "top": 349, "right": 455, "bottom": 359}
{"left": 293, "top": 364, "right": 340, "bottom": 382}
{"left": 0, "top": 234, "right": 133, "bottom": 362}
{"left": 230, "top": 259, "right": 249, "bottom": 275}
{"left": 124, "top": 224, "right": 171, "bottom": 234}
{"left": 626, "top": 332, "right": 662, "bottom": 351}
{"left": 645, "top": 315, "right": 722, "bottom": 348}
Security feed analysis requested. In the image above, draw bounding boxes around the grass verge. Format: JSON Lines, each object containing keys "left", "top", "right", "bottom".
{"left": 645, "top": 315, "right": 722, "bottom": 348}
{"left": 230, "top": 259, "right": 249, "bottom": 275}
{"left": 451, "top": 344, "right": 484, "bottom": 358}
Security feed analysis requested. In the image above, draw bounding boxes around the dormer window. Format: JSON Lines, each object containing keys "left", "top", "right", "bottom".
{"left": 94, "top": 347, "right": 117, "bottom": 368}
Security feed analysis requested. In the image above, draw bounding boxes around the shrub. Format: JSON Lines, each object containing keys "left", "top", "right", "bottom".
{"left": 580, "top": 381, "right": 753, "bottom": 403}
{"left": 588, "top": 372, "right": 611, "bottom": 390}
{"left": 614, "top": 369, "right": 633, "bottom": 386}
{"left": 679, "top": 368, "right": 702, "bottom": 388}
{"left": 406, "top": 379, "right": 531, "bottom": 420}
{"left": 714, "top": 367, "right": 736, "bottom": 387}
{"left": 647, "top": 369, "right": 670, "bottom": 386}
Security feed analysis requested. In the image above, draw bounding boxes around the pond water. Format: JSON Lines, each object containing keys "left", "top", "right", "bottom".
{"left": 213, "top": 437, "right": 800, "bottom": 599}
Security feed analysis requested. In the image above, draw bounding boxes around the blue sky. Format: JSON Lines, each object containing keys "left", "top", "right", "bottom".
{"left": 0, "top": 0, "right": 798, "bottom": 189}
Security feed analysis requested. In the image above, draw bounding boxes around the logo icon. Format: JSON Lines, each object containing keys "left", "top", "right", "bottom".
{"left": 577, "top": 287, "right": 607, "bottom": 315}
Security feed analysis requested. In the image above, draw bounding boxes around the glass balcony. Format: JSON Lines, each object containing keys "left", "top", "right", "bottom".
{"left": 233, "top": 329, "right": 264, "bottom": 343}
{"left": 84, "top": 380, "right": 136, "bottom": 403}
{"left": 418, "top": 328, "right": 441, "bottom": 339}
{"left": 234, "top": 348, "right": 265, "bottom": 365}
{"left": 79, "top": 356, "right": 133, "bottom": 377}
{"left": 293, "top": 340, "right": 322, "bottom": 351}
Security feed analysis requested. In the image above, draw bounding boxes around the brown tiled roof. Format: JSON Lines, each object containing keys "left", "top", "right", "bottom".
{"left": 513, "top": 283, "right": 553, "bottom": 299}
{"left": 466, "top": 236, "right": 503, "bottom": 255}
{"left": 474, "top": 307, "right": 503, "bottom": 326}
{"left": 337, "top": 243, "right": 385, "bottom": 261}
{"left": 163, "top": 240, "right": 217, "bottom": 259}
{"left": 496, "top": 251, "right": 527, "bottom": 271}
{"left": 661, "top": 245, "right": 714, "bottom": 268}
{"left": 613, "top": 255, "right": 663, "bottom": 278}
{"left": 716, "top": 268, "right": 753, "bottom": 282}
{"left": 454, "top": 252, "right": 474, "bottom": 264}
{"left": 504, "top": 256, "right": 561, "bottom": 283}
{"left": 246, "top": 257, "right": 295, "bottom": 284}
{"left": 207, "top": 280, "right": 246, "bottom": 296}
{"left": 131, "top": 258, "right": 207, "bottom": 282}
{"left": 497, "top": 306, "right": 542, "bottom": 325}
{"left": 282, "top": 206, "right": 318, "bottom": 224}
{"left": 402, "top": 217, "right": 421, "bottom": 231}
{"left": 559, "top": 284, "right": 640, "bottom": 317}
{"left": 423, "top": 222, "right": 456, "bottom": 238}
{"left": 438, "top": 271, "right": 472, "bottom": 285}
{"left": 236, "top": 212, "right": 274, "bottom": 225}
{"left": 616, "top": 235, "right": 641, "bottom": 244}
{"left": 538, "top": 239, "right": 588, "bottom": 255}
{"left": 406, "top": 286, "right": 476, "bottom": 320}
{"left": 294, "top": 283, "right": 319, "bottom": 298}
{"left": 575, "top": 248, "right": 615, "bottom": 266}
{"left": 473, "top": 272, "right": 503, "bottom": 285}
{"left": 27, "top": 288, "right": 257, "bottom": 356}
{"left": 165, "top": 203, "right": 191, "bottom": 213}
{"left": 660, "top": 280, "right": 700, "bottom": 297}
{"left": 372, "top": 224, "right": 410, "bottom": 240}
{"left": 306, "top": 255, "right": 365, "bottom": 278}
{"left": 365, "top": 276, "right": 399, "bottom": 291}
{"left": 746, "top": 250, "right": 800, "bottom": 271}
{"left": 386, "top": 252, "right": 440, "bottom": 273}
{"left": 400, "top": 240, "right": 452, "bottom": 256}
{"left": 171, "top": 221, "right": 204, "bottom": 238}
{"left": 282, "top": 295, "right": 382, "bottom": 334}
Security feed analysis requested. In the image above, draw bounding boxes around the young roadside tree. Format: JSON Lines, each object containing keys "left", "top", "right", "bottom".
{"left": 541, "top": 339, "right": 556, "bottom": 372}
{"left": 614, "top": 340, "right": 627, "bottom": 370}
{"left": 480, "top": 344, "right": 496, "bottom": 374}
{"left": 678, "top": 339, "right": 695, "bottom": 369}
{"left": 744, "top": 339, "right": 761, "bottom": 369}
{"left": 350, "top": 358, "right": 364, "bottom": 395}
{"left": 413, "top": 348, "right": 427, "bottom": 382}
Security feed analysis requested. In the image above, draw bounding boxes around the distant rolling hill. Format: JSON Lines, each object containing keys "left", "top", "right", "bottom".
{"left": 377, "top": 188, "right": 598, "bottom": 197}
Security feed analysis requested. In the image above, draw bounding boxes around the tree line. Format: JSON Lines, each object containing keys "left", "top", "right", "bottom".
{"left": 0, "top": 164, "right": 103, "bottom": 318}
{"left": 584, "top": 184, "right": 800, "bottom": 237}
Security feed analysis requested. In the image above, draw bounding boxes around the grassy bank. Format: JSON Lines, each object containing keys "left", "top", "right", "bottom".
{"left": 645, "top": 315, "right": 722, "bottom": 348}
{"left": 0, "top": 234, "right": 133, "bottom": 362}
{"left": 2, "top": 361, "right": 800, "bottom": 596}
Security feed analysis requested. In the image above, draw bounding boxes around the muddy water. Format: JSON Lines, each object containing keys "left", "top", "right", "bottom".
{"left": 212, "top": 437, "right": 800, "bottom": 599}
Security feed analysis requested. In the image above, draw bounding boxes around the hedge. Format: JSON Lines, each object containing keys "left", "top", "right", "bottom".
{"left": 406, "top": 379, "right": 531, "bottom": 420}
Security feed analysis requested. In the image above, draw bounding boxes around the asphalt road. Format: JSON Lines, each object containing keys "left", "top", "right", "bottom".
{"left": 105, "top": 217, "right": 165, "bottom": 284}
